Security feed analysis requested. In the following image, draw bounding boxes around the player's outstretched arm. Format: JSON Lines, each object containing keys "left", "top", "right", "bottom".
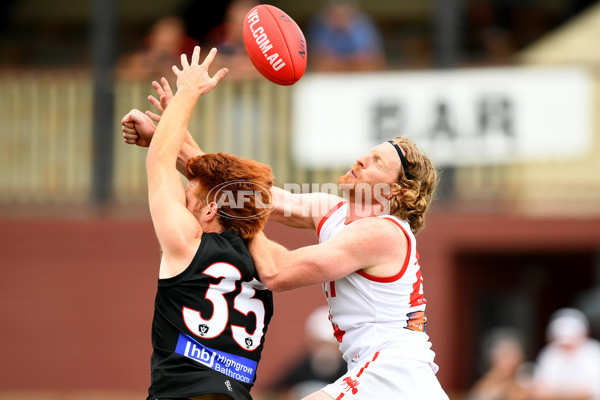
{"left": 268, "top": 188, "right": 343, "bottom": 231}
{"left": 147, "top": 47, "right": 228, "bottom": 279}
{"left": 249, "top": 217, "right": 406, "bottom": 291}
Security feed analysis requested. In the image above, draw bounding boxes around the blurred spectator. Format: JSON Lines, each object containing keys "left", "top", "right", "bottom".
{"left": 532, "top": 308, "right": 600, "bottom": 400}
{"left": 307, "top": 0, "right": 385, "bottom": 72}
{"left": 116, "top": 16, "right": 199, "bottom": 80}
{"left": 270, "top": 306, "right": 347, "bottom": 400}
{"left": 465, "top": 0, "right": 515, "bottom": 65}
{"left": 206, "top": 0, "right": 261, "bottom": 81}
{"left": 468, "top": 328, "right": 532, "bottom": 400}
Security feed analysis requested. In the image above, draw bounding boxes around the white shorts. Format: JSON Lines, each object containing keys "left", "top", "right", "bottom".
{"left": 321, "top": 351, "right": 449, "bottom": 400}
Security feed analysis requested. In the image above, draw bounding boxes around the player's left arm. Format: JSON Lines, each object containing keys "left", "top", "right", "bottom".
{"left": 147, "top": 47, "right": 228, "bottom": 278}
{"left": 248, "top": 217, "right": 406, "bottom": 291}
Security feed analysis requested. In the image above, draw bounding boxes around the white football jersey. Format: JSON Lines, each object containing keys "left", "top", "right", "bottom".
{"left": 317, "top": 202, "right": 438, "bottom": 372}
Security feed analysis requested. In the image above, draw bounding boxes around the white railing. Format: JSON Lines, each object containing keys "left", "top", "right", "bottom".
{"left": 1, "top": 70, "right": 599, "bottom": 211}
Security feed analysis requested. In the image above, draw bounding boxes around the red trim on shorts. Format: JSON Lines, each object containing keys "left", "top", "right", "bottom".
{"left": 334, "top": 351, "right": 381, "bottom": 399}
{"left": 356, "top": 218, "right": 412, "bottom": 282}
{"left": 356, "top": 362, "right": 369, "bottom": 377}
{"left": 356, "top": 351, "right": 381, "bottom": 378}
{"left": 317, "top": 201, "right": 346, "bottom": 237}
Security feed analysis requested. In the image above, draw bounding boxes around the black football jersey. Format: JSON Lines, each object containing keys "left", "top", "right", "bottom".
{"left": 147, "top": 230, "right": 274, "bottom": 400}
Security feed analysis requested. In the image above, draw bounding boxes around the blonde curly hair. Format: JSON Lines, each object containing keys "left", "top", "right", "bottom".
{"left": 387, "top": 137, "right": 438, "bottom": 234}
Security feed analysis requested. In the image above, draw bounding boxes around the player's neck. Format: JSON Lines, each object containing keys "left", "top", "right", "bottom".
{"left": 344, "top": 201, "right": 388, "bottom": 224}
{"left": 201, "top": 220, "right": 225, "bottom": 235}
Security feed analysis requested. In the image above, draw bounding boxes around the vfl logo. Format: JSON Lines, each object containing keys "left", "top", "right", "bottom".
{"left": 198, "top": 324, "right": 209, "bottom": 336}
{"left": 245, "top": 337, "right": 254, "bottom": 349}
{"left": 342, "top": 377, "right": 360, "bottom": 395}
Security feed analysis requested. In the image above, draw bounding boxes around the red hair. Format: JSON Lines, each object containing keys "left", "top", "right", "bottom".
{"left": 186, "top": 153, "right": 274, "bottom": 239}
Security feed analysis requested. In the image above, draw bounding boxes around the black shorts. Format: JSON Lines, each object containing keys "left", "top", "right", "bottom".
{"left": 148, "top": 364, "right": 253, "bottom": 400}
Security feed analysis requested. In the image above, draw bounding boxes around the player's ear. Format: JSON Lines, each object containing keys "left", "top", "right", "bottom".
{"left": 205, "top": 202, "right": 219, "bottom": 222}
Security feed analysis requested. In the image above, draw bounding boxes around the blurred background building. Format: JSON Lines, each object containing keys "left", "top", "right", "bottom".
{"left": 1, "top": 0, "right": 600, "bottom": 399}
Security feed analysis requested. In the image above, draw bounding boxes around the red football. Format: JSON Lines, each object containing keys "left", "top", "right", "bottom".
{"left": 243, "top": 4, "right": 307, "bottom": 85}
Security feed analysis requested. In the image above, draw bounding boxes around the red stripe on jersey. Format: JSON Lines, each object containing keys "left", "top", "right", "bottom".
{"left": 336, "top": 394, "right": 345, "bottom": 400}
{"left": 323, "top": 281, "right": 337, "bottom": 298}
{"left": 317, "top": 201, "right": 346, "bottom": 237}
{"left": 333, "top": 322, "right": 345, "bottom": 343}
{"left": 356, "top": 217, "right": 412, "bottom": 282}
{"left": 409, "top": 269, "right": 427, "bottom": 307}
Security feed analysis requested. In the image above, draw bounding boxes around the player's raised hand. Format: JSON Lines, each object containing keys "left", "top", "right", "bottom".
{"left": 172, "top": 46, "right": 229, "bottom": 95}
{"left": 121, "top": 109, "right": 155, "bottom": 147}
{"left": 146, "top": 77, "right": 174, "bottom": 124}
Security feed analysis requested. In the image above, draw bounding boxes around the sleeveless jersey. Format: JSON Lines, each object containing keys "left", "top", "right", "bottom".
{"left": 148, "top": 230, "right": 274, "bottom": 400}
{"left": 318, "top": 202, "right": 438, "bottom": 372}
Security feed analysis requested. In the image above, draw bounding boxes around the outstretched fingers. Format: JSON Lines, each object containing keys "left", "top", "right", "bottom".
{"left": 145, "top": 110, "right": 161, "bottom": 123}
{"left": 202, "top": 47, "right": 218, "bottom": 69}
{"left": 190, "top": 46, "right": 201, "bottom": 66}
{"left": 160, "top": 77, "right": 174, "bottom": 99}
{"left": 172, "top": 64, "right": 182, "bottom": 76}
{"left": 152, "top": 80, "right": 164, "bottom": 97}
{"left": 180, "top": 52, "right": 190, "bottom": 69}
{"left": 171, "top": 47, "right": 228, "bottom": 94}
{"left": 149, "top": 78, "right": 174, "bottom": 113}
{"left": 212, "top": 68, "right": 229, "bottom": 84}
{"left": 148, "top": 93, "right": 162, "bottom": 113}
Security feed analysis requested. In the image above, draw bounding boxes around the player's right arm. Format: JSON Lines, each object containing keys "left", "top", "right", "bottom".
{"left": 269, "top": 188, "right": 343, "bottom": 231}
{"left": 121, "top": 77, "right": 204, "bottom": 175}
{"left": 249, "top": 217, "right": 407, "bottom": 292}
